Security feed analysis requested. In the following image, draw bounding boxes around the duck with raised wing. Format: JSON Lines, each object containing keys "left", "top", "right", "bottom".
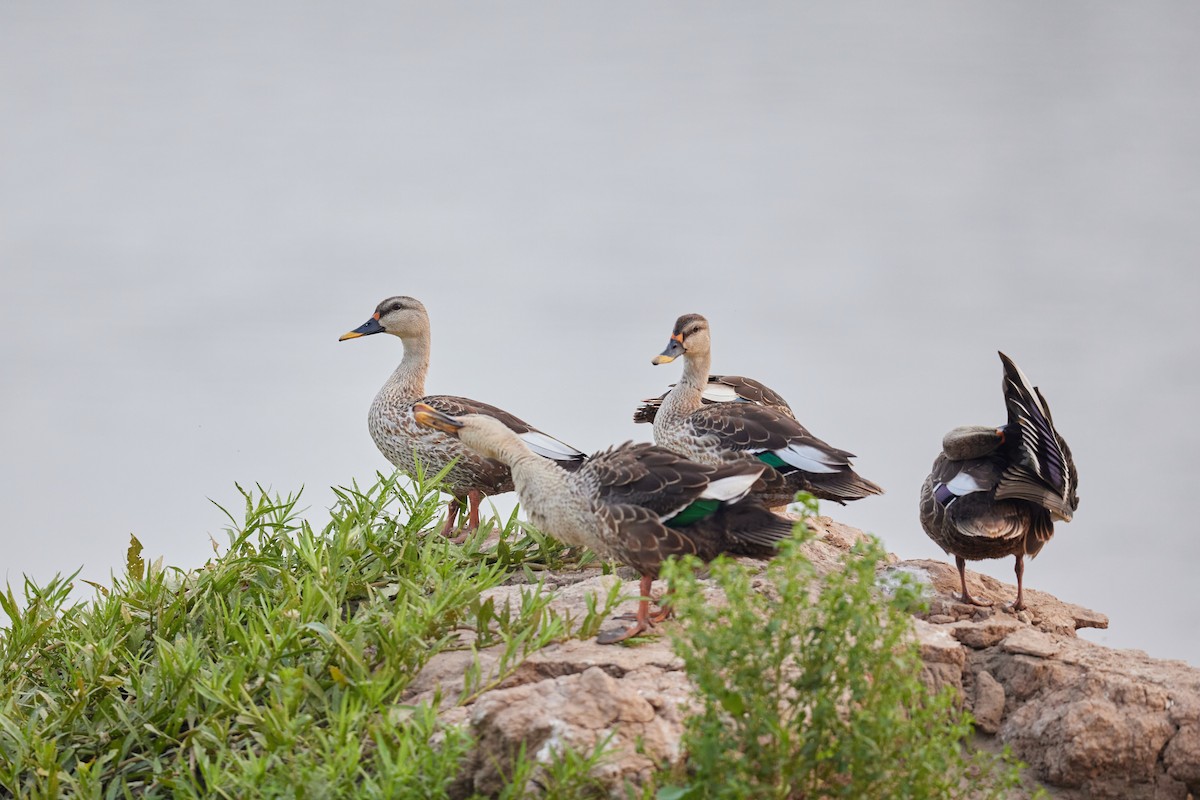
{"left": 632, "top": 374, "right": 795, "bottom": 425}
{"left": 650, "top": 314, "right": 883, "bottom": 507}
{"left": 919, "top": 352, "right": 1079, "bottom": 611}
{"left": 412, "top": 403, "right": 793, "bottom": 643}
{"left": 339, "top": 296, "right": 586, "bottom": 540}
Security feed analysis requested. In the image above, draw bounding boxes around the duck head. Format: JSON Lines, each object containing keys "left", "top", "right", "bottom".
{"left": 339, "top": 296, "right": 430, "bottom": 342}
{"left": 652, "top": 313, "right": 711, "bottom": 365}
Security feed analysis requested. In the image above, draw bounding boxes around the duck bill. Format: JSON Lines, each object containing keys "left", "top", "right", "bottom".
{"left": 412, "top": 403, "right": 464, "bottom": 435}
{"left": 652, "top": 335, "right": 685, "bottom": 365}
{"left": 339, "top": 314, "right": 384, "bottom": 341}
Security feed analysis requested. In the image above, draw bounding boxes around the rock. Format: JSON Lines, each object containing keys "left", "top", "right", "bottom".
{"left": 459, "top": 665, "right": 690, "bottom": 797}
{"left": 951, "top": 617, "right": 1024, "bottom": 649}
{"left": 404, "top": 646, "right": 503, "bottom": 710}
{"left": 1005, "top": 693, "right": 1171, "bottom": 790}
{"left": 899, "top": 558, "right": 1109, "bottom": 635}
{"left": 971, "top": 670, "right": 1005, "bottom": 734}
{"left": 993, "top": 650, "right": 1192, "bottom": 798}
{"left": 914, "top": 619, "right": 966, "bottom": 695}
{"left": 1164, "top": 724, "right": 1200, "bottom": 786}
{"left": 423, "top": 521, "right": 1199, "bottom": 800}
{"left": 1001, "top": 628, "right": 1062, "bottom": 659}
{"left": 805, "top": 515, "right": 869, "bottom": 552}
{"left": 504, "top": 637, "right": 684, "bottom": 687}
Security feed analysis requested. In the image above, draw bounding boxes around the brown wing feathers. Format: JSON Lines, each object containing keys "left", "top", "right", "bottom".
{"left": 603, "top": 495, "right": 790, "bottom": 579}
{"left": 585, "top": 443, "right": 711, "bottom": 515}
{"left": 588, "top": 443, "right": 790, "bottom": 577}
{"left": 632, "top": 375, "right": 795, "bottom": 424}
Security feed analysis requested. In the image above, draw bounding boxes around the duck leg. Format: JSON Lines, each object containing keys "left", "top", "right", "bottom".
{"left": 956, "top": 556, "right": 993, "bottom": 607}
{"left": 446, "top": 489, "right": 486, "bottom": 545}
{"left": 647, "top": 587, "right": 675, "bottom": 624}
{"left": 466, "top": 489, "right": 482, "bottom": 531}
{"left": 1010, "top": 555, "right": 1027, "bottom": 611}
{"left": 444, "top": 490, "right": 486, "bottom": 546}
{"left": 596, "top": 575, "right": 655, "bottom": 644}
{"left": 438, "top": 498, "right": 462, "bottom": 539}
{"left": 616, "top": 585, "right": 675, "bottom": 623}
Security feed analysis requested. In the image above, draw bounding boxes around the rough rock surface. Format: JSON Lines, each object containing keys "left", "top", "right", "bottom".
{"left": 412, "top": 517, "right": 1200, "bottom": 799}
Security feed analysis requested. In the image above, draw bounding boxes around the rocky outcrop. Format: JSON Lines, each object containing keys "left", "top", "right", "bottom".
{"left": 894, "top": 548, "right": 1199, "bottom": 799}
{"left": 405, "top": 576, "right": 692, "bottom": 795}
{"left": 409, "top": 518, "right": 1200, "bottom": 799}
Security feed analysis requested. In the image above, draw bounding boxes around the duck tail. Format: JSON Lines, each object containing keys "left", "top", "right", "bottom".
{"left": 803, "top": 469, "right": 885, "bottom": 504}
{"left": 631, "top": 401, "right": 660, "bottom": 424}
{"left": 712, "top": 501, "right": 797, "bottom": 558}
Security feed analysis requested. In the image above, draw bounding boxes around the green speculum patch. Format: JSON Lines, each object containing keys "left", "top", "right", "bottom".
{"left": 666, "top": 498, "right": 720, "bottom": 527}
{"left": 756, "top": 450, "right": 788, "bottom": 469}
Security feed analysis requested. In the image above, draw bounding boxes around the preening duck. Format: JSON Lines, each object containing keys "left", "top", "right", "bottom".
{"left": 339, "top": 296, "right": 585, "bottom": 540}
{"left": 918, "top": 352, "right": 1079, "bottom": 610}
{"left": 649, "top": 314, "right": 883, "bottom": 507}
{"left": 412, "top": 404, "right": 793, "bottom": 643}
{"left": 632, "top": 374, "right": 795, "bottom": 425}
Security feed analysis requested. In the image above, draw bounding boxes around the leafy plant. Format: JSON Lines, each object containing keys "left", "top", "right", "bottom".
{"left": 0, "top": 475, "right": 1031, "bottom": 799}
{"left": 657, "top": 495, "right": 1028, "bottom": 800}
{"left": 0, "top": 470, "right": 592, "bottom": 798}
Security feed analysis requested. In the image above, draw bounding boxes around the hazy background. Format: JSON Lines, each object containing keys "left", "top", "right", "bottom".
{"left": 2, "top": 3, "right": 1197, "bottom": 663}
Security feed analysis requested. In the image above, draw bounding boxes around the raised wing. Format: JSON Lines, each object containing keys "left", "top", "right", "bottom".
{"left": 992, "top": 353, "right": 1078, "bottom": 519}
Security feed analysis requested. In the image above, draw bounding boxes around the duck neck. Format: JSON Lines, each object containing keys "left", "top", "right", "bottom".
{"left": 494, "top": 438, "right": 548, "bottom": 474}
{"left": 480, "top": 431, "right": 592, "bottom": 549}
{"left": 659, "top": 349, "right": 710, "bottom": 420}
{"left": 381, "top": 333, "right": 430, "bottom": 402}
{"left": 502, "top": 442, "right": 577, "bottom": 508}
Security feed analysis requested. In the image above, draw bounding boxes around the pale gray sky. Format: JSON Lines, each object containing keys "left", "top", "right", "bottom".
{"left": 2, "top": 3, "right": 1198, "bottom": 663}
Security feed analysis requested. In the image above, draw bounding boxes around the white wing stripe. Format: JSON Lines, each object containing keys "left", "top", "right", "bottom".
{"left": 519, "top": 431, "right": 584, "bottom": 461}
{"left": 701, "top": 384, "right": 741, "bottom": 403}
{"left": 775, "top": 443, "right": 841, "bottom": 474}
{"left": 701, "top": 473, "right": 758, "bottom": 502}
{"left": 946, "top": 471, "right": 986, "bottom": 496}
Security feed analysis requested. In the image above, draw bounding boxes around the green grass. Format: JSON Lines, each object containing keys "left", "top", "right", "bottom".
{"left": 2, "top": 477, "right": 1031, "bottom": 799}
{"left": 0, "top": 470, "right": 608, "bottom": 799}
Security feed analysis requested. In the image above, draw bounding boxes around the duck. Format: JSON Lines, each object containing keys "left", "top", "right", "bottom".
{"left": 339, "top": 296, "right": 586, "bottom": 540}
{"left": 412, "top": 403, "right": 794, "bottom": 643}
{"left": 649, "top": 313, "right": 883, "bottom": 507}
{"left": 918, "top": 352, "right": 1079, "bottom": 611}
{"left": 632, "top": 374, "right": 795, "bottom": 425}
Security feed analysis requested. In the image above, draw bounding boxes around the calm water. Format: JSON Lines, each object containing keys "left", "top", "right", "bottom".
{"left": 2, "top": 4, "right": 1198, "bottom": 663}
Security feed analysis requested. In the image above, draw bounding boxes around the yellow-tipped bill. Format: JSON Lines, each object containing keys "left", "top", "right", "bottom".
{"left": 652, "top": 334, "right": 685, "bottom": 365}
{"left": 339, "top": 313, "right": 384, "bottom": 341}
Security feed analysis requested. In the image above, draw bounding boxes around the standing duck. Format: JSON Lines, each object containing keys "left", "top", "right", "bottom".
{"left": 632, "top": 374, "right": 795, "bottom": 425}
{"left": 650, "top": 314, "right": 883, "bottom": 506}
{"left": 339, "top": 296, "right": 586, "bottom": 540}
{"left": 412, "top": 403, "right": 793, "bottom": 643}
{"left": 918, "top": 352, "right": 1079, "bottom": 610}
